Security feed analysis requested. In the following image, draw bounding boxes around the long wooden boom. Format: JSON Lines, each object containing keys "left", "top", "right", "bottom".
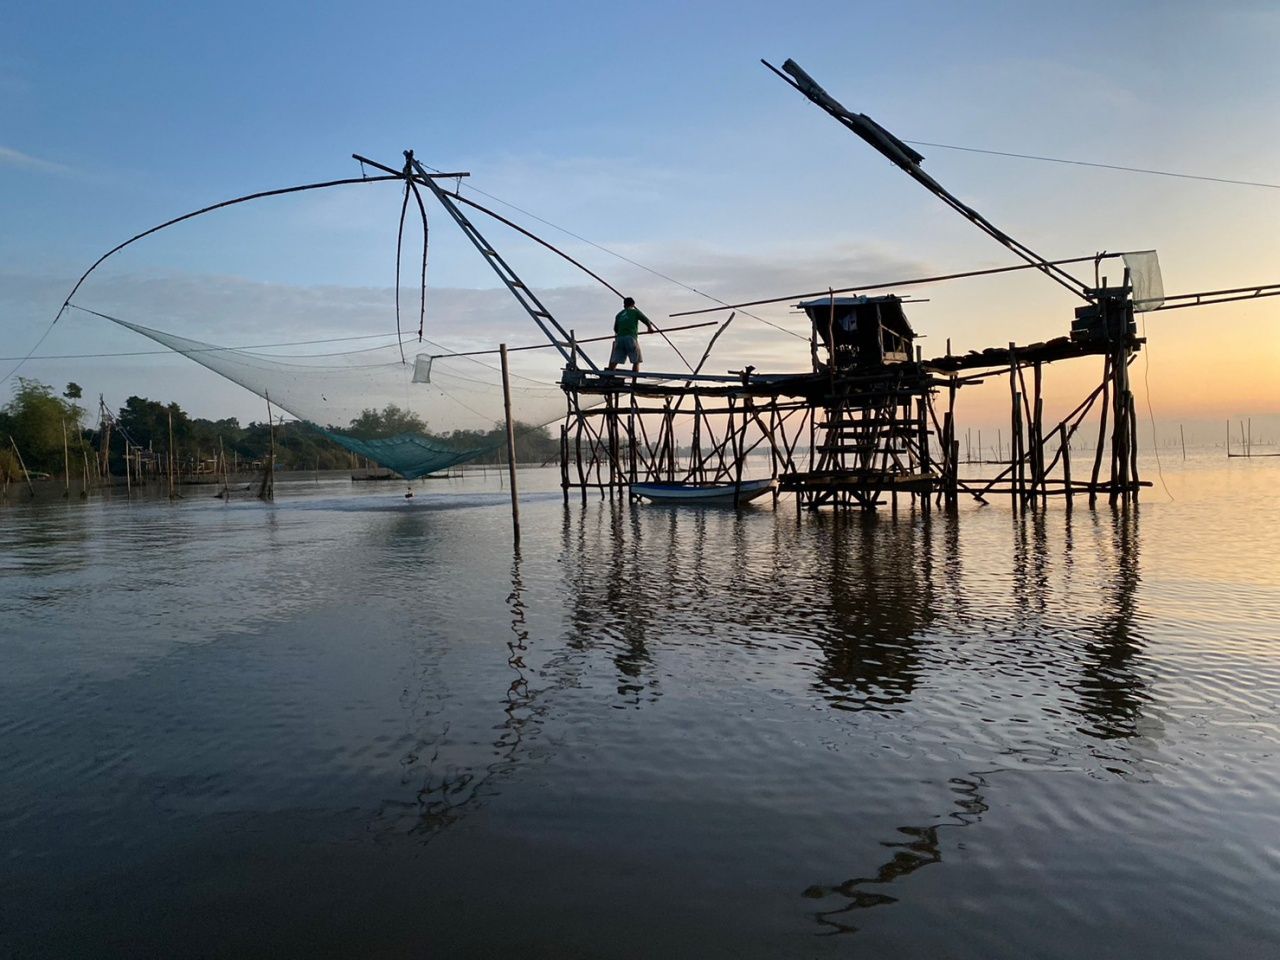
{"left": 766, "top": 58, "right": 1094, "bottom": 303}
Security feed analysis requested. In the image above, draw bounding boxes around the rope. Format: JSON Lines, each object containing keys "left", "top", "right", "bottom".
{"left": 411, "top": 160, "right": 807, "bottom": 342}
{"left": 1140, "top": 313, "right": 1174, "bottom": 502}
{"left": 668, "top": 253, "right": 1126, "bottom": 319}
{"left": 393, "top": 178, "right": 411, "bottom": 364}
{"left": 407, "top": 176, "right": 430, "bottom": 341}
{"left": 451, "top": 192, "right": 696, "bottom": 371}
{"left": 0, "top": 174, "right": 400, "bottom": 390}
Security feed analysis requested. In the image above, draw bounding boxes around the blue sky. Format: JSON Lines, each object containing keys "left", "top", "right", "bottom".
{"left": 2, "top": 0, "right": 1277, "bottom": 432}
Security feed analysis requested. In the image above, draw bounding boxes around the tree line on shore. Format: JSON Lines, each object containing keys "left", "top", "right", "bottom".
{"left": 1, "top": 378, "right": 557, "bottom": 481}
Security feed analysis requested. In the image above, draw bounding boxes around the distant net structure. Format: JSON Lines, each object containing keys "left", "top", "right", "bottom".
{"left": 111, "top": 317, "right": 571, "bottom": 479}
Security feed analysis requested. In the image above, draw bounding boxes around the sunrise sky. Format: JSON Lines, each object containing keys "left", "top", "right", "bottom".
{"left": 2, "top": 0, "right": 1277, "bottom": 442}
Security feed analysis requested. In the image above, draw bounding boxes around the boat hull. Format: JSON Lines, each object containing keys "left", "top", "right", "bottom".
{"left": 629, "top": 478, "right": 777, "bottom": 505}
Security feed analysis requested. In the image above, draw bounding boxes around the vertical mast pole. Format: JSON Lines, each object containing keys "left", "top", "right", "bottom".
{"left": 500, "top": 344, "right": 521, "bottom": 544}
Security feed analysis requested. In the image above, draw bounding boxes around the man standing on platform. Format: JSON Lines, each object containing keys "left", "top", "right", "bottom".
{"left": 607, "top": 297, "right": 655, "bottom": 373}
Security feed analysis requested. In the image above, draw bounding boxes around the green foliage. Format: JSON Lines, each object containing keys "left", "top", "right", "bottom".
{"left": 0, "top": 387, "right": 560, "bottom": 480}
{"left": 347, "top": 404, "right": 428, "bottom": 439}
{"left": 116, "top": 396, "right": 191, "bottom": 451}
{"left": 434, "top": 422, "right": 558, "bottom": 464}
{"left": 0, "top": 378, "right": 86, "bottom": 474}
{"left": 344, "top": 403, "right": 556, "bottom": 464}
{"left": 63, "top": 382, "right": 83, "bottom": 400}
{"left": 109, "top": 395, "right": 353, "bottom": 472}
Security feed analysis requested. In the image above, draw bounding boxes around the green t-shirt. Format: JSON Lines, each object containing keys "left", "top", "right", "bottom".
{"left": 614, "top": 307, "right": 651, "bottom": 338}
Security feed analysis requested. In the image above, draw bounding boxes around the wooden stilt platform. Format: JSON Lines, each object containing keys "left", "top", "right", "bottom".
{"left": 558, "top": 289, "right": 1148, "bottom": 514}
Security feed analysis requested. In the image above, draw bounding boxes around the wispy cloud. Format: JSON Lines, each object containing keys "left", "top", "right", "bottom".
{"left": 0, "top": 145, "right": 73, "bottom": 176}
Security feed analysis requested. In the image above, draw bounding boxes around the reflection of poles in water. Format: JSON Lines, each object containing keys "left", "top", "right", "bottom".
{"left": 504, "top": 546, "right": 533, "bottom": 731}
{"left": 607, "top": 504, "right": 657, "bottom": 704}
{"left": 373, "top": 547, "right": 543, "bottom": 842}
{"left": 560, "top": 500, "right": 938, "bottom": 712}
{"left": 802, "top": 774, "right": 991, "bottom": 935}
{"left": 559, "top": 501, "right": 660, "bottom": 707}
{"left": 1010, "top": 509, "right": 1051, "bottom": 621}
{"left": 811, "top": 511, "right": 932, "bottom": 710}
{"left": 1004, "top": 505, "right": 1149, "bottom": 742}
{"left": 937, "top": 509, "right": 969, "bottom": 621}
{"left": 1075, "top": 508, "right": 1149, "bottom": 740}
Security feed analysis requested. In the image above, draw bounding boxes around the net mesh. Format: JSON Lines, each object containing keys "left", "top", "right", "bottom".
{"left": 110, "top": 317, "right": 571, "bottom": 479}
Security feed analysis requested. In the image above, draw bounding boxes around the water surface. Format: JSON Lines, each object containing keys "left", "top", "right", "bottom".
{"left": 2, "top": 456, "right": 1278, "bottom": 957}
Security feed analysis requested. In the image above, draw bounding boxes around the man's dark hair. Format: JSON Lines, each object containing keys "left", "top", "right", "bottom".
{"left": 623, "top": 297, "right": 635, "bottom": 308}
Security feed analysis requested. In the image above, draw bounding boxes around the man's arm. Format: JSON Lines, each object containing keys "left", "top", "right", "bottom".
{"left": 635, "top": 309, "right": 656, "bottom": 330}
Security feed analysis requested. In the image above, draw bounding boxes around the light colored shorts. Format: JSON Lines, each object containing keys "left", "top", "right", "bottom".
{"left": 610, "top": 335, "right": 642, "bottom": 365}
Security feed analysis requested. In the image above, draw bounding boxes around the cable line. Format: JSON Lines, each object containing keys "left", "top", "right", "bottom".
{"left": 903, "top": 140, "right": 1280, "bottom": 190}
{"left": 415, "top": 159, "right": 809, "bottom": 341}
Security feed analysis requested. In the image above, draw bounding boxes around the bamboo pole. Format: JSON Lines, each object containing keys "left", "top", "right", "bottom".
{"left": 691, "top": 396, "right": 704, "bottom": 483}
{"left": 1089, "top": 356, "right": 1111, "bottom": 506}
{"left": 1035, "top": 396, "right": 1046, "bottom": 506}
{"left": 942, "top": 409, "right": 954, "bottom": 508}
{"left": 628, "top": 392, "right": 638, "bottom": 486}
{"left": 950, "top": 438, "right": 960, "bottom": 509}
{"left": 1060, "top": 423, "right": 1072, "bottom": 510}
{"left": 574, "top": 395, "right": 587, "bottom": 505}
{"left": 62, "top": 419, "right": 70, "bottom": 497}
{"left": 917, "top": 396, "right": 931, "bottom": 516}
{"left": 1128, "top": 392, "right": 1140, "bottom": 502}
{"left": 219, "top": 436, "right": 229, "bottom": 500}
{"left": 259, "top": 395, "right": 275, "bottom": 501}
{"left": 9, "top": 436, "right": 35, "bottom": 497}
{"left": 1033, "top": 360, "right": 1044, "bottom": 505}
{"left": 667, "top": 405, "right": 679, "bottom": 483}
{"left": 560, "top": 423, "right": 569, "bottom": 504}
{"left": 948, "top": 369, "right": 958, "bottom": 506}
{"left": 500, "top": 344, "right": 521, "bottom": 543}
{"left": 167, "top": 409, "right": 176, "bottom": 499}
{"left": 731, "top": 398, "right": 744, "bottom": 507}
{"left": 99, "top": 397, "right": 112, "bottom": 480}
{"left": 607, "top": 393, "right": 619, "bottom": 498}
{"left": 1109, "top": 344, "right": 1128, "bottom": 505}
{"left": 1008, "top": 345, "right": 1019, "bottom": 512}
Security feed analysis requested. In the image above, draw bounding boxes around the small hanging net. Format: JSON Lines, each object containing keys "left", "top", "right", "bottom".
{"left": 109, "top": 316, "right": 571, "bottom": 479}
{"left": 1123, "top": 250, "right": 1164, "bottom": 312}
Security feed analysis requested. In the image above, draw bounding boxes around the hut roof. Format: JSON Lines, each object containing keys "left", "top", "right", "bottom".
{"left": 796, "top": 295, "right": 916, "bottom": 339}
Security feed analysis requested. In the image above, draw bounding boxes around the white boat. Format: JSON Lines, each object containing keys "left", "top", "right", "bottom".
{"left": 629, "top": 478, "right": 777, "bottom": 505}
